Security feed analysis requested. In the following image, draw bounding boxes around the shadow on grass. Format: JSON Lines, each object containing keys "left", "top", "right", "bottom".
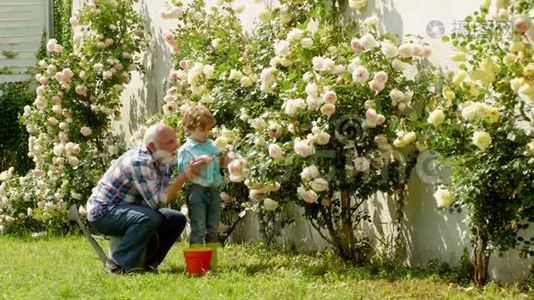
{"left": 159, "top": 262, "right": 273, "bottom": 277}
{"left": 160, "top": 265, "right": 186, "bottom": 275}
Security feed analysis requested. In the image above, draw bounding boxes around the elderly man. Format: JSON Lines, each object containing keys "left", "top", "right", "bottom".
{"left": 86, "top": 123, "right": 205, "bottom": 274}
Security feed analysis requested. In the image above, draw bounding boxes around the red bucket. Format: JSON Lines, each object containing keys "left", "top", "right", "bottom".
{"left": 183, "top": 248, "right": 213, "bottom": 276}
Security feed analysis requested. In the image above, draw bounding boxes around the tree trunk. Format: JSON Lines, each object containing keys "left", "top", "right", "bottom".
{"left": 339, "top": 189, "right": 358, "bottom": 262}
{"left": 473, "top": 229, "right": 490, "bottom": 286}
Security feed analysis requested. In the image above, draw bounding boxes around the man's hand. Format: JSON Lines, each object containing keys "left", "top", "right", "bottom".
{"left": 219, "top": 152, "right": 231, "bottom": 168}
{"left": 166, "top": 158, "right": 208, "bottom": 203}
{"left": 185, "top": 158, "right": 207, "bottom": 180}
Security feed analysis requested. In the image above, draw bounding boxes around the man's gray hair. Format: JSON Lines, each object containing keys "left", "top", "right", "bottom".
{"left": 143, "top": 124, "right": 160, "bottom": 147}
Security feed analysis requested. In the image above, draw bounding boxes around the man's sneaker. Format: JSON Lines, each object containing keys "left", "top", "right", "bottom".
{"left": 106, "top": 259, "right": 147, "bottom": 275}
{"left": 106, "top": 259, "right": 127, "bottom": 275}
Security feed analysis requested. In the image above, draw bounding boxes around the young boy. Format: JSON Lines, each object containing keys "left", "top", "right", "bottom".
{"left": 177, "top": 104, "right": 225, "bottom": 267}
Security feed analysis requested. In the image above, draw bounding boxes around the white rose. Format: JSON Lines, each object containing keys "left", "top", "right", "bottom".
{"left": 240, "top": 76, "right": 253, "bottom": 87}
{"left": 75, "top": 85, "right": 88, "bottom": 96}
{"left": 229, "top": 174, "right": 244, "bottom": 182}
{"left": 300, "top": 38, "right": 313, "bottom": 49}
{"left": 360, "top": 33, "right": 378, "bottom": 49}
{"left": 287, "top": 28, "right": 303, "bottom": 42}
{"left": 300, "top": 165, "right": 320, "bottom": 181}
{"left": 228, "top": 159, "right": 243, "bottom": 175}
{"left": 472, "top": 130, "right": 492, "bottom": 150}
{"left": 93, "top": 63, "right": 104, "bottom": 73}
{"left": 314, "top": 131, "right": 331, "bottom": 145}
{"left": 283, "top": 99, "right": 305, "bottom": 116}
{"left": 53, "top": 143, "right": 64, "bottom": 156}
{"left": 364, "top": 15, "right": 379, "bottom": 27}
{"left": 353, "top": 156, "right": 370, "bottom": 172}
{"left": 211, "top": 38, "right": 220, "bottom": 48}
{"left": 320, "top": 103, "right": 336, "bottom": 117}
{"left": 513, "top": 15, "right": 531, "bottom": 33}
{"left": 294, "top": 139, "right": 315, "bottom": 157}
{"left": 71, "top": 191, "right": 82, "bottom": 200}
{"left": 51, "top": 105, "right": 62, "bottom": 115}
{"left": 305, "top": 82, "right": 319, "bottom": 96}
{"left": 381, "top": 41, "right": 399, "bottom": 58}
{"left": 391, "top": 59, "right": 410, "bottom": 72}
{"left": 389, "top": 89, "right": 405, "bottom": 105}
{"left": 433, "top": 187, "right": 455, "bottom": 208}
{"left": 268, "top": 144, "right": 284, "bottom": 159}
{"left": 503, "top": 54, "right": 517, "bottom": 66}
{"left": 351, "top": 38, "right": 365, "bottom": 52}
{"left": 258, "top": 10, "right": 273, "bottom": 23}
{"left": 263, "top": 198, "right": 279, "bottom": 211}
{"left": 203, "top": 64, "right": 215, "bottom": 78}
{"left": 322, "top": 90, "right": 337, "bottom": 104}
{"left": 421, "top": 45, "right": 433, "bottom": 58}
{"left": 311, "top": 178, "right": 329, "bottom": 192}
{"left": 274, "top": 40, "right": 290, "bottom": 57}
{"left": 47, "top": 117, "right": 59, "bottom": 126}
{"left": 306, "top": 95, "right": 321, "bottom": 110}
{"left": 249, "top": 189, "right": 264, "bottom": 201}
{"left": 57, "top": 122, "right": 68, "bottom": 131}
{"left": 352, "top": 66, "right": 370, "bottom": 83}
{"left": 108, "top": 145, "right": 119, "bottom": 155}
{"left": 374, "top": 134, "right": 388, "bottom": 145}
{"left": 374, "top": 71, "right": 388, "bottom": 83}
{"left": 427, "top": 109, "right": 445, "bottom": 126}
{"left": 68, "top": 156, "right": 80, "bottom": 166}
{"left": 260, "top": 67, "right": 275, "bottom": 83}
{"left": 453, "top": 70, "right": 467, "bottom": 86}
{"left": 102, "top": 70, "right": 113, "bottom": 80}
{"left": 297, "top": 186, "right": 318, "bottom": 204}
{"left": 518, "top": 83, "right": 534, "bottom": 103}
{"left": 220, "top": 192, "right": 231, "bottom": 203}
{"left": 80, "top": 126, "right": 92, "bottom": 137}
{"left": 349, "top": 0, "right": 367, "bottom": 9}
{"left": 368, "top": 79, "right": 385, "bottom": 93}
{"left": 266, "top": 182, "right": 281, "bottom": 192}
{"left": 398, "top": 43, "right": 414, "bottom": 58}
{"left": 229, "top": 69, "right": 243, "bottom": 81}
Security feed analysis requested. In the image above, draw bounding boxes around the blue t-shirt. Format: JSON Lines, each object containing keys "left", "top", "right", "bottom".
{"left": 176, "top": 138, "right": 224, "bottom": 188}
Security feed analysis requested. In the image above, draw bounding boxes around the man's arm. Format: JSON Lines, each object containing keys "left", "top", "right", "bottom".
{"left": 164, "top": 159, "right": 206, "bottom": 203}
{"left": 132, "top": 158, "right": 207, "bottom": 208}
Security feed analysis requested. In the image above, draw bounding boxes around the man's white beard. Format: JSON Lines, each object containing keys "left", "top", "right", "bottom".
{"left": 153, "top": 149, "right": 174, "bottom": 164}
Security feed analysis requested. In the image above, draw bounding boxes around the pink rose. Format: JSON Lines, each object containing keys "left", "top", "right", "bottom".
{"left": 320, "top": 103, "right": 336, "bottom": 117}
{"left": 351, "top": 38, "right": 365, "bottom": 52}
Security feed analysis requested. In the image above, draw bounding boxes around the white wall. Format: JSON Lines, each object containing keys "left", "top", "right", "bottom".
{"left": 0, "top": 0, "right": 47, "bottom": 83}
{"left": 102, "top": 0, "right": 533, "bottom": 282}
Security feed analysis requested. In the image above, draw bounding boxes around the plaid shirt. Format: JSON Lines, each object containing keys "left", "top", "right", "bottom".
{"left": 86, "top": 146, "right": 172, "bottom": 221}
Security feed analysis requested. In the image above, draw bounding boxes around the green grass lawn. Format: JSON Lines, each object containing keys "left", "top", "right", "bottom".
{"left": 0, "top": 236, "right": 531, "bottom": 299}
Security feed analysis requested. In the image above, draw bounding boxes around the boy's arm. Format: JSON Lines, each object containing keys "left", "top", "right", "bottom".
{"left": 176, "top": 148, "right": 194, "bottom": 173}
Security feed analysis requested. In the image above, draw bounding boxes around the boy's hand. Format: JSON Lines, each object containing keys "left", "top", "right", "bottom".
{"left": 185, "top": 158, "right": 207, "bottom": 179}
{"left": 196, "top": 154, "right": 214, "bottom": 164}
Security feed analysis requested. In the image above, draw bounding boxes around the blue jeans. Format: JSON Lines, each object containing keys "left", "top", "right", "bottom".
{"left": 185, "top": 185, "right": 221, "bottom": 244}
{"left": 89, "top": 203, "right": 186, "bottom": 270}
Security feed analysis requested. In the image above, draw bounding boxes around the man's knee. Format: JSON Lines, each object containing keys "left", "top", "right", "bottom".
{"left": 168, "top": 212, "right": 187, "bottom": 229}
{"left": 143, "top": 211, "right": 164, "bottom": 230}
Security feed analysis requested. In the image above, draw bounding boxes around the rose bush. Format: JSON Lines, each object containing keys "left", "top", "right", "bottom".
{"left": 420, "top": 0, "right": 534, "bottom": 285}
{"left": 0, "top": 0, "right": 146, "bottom": 234}
{"left": 159, "top": 0, "right": 439, "bottom": 260}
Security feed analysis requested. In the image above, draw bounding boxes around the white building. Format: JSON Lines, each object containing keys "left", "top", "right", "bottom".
{"left": 0, "top": 0, "right": 49, "bottom": 83}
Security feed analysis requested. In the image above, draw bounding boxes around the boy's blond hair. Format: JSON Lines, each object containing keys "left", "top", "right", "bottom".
{"left": 181, "top": 104, "right": 216, "bottom": 131}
